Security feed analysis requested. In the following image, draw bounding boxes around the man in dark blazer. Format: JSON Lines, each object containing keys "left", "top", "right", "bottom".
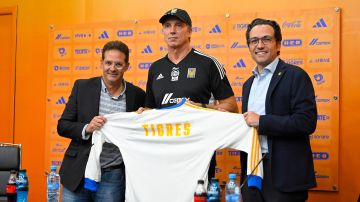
{"left": 240, "top": 18, "right": 317, "bottom": 202}
{"left": 57, "top": 41, "right": 145, "bottom": 201}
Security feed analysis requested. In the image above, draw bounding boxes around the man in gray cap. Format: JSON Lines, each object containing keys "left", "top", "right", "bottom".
{"left": 143, "top": 8, "right": 239, "bottom": 181}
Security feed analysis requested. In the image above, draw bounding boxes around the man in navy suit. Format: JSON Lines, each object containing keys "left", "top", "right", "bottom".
{"left": 58, "top": 41, "right": 145, "bottom": 202}
{"left": 240, "top": 18, "right": 317, "bottom": 202}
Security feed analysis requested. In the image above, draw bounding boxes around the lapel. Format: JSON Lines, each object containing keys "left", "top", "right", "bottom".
{"left": 125, "top": 81, "right": 134, "bottom": 112}
{"left": 89, "top": 77, "right": 101, "bottom": 116}
{"left": 242, "top": 76, "right": 255, "bottom": 112}
{"left": 265, "top": 59, "right": 287, "bottom": 113}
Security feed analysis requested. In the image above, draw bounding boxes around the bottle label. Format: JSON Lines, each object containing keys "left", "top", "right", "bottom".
{"left": 226, "top": 194, "right": 240, "bottom": 202}
{"left": 6, "top": 184, "right": 16, "bottom": 193}
{"left": 48, "top": 182, "right": 60, "bottom": 190}
{"left": 17, "top": 173, "right": 29, "bottom": 190}
{"left": 194, "top": 195, "right": 207, "bottom": 202}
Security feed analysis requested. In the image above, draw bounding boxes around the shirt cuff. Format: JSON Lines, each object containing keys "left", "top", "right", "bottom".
{"left": 82, "top": 124, "right": 91, "bottom": 140}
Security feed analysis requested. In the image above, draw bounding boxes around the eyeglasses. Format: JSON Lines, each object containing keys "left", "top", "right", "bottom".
{"left": 249, "top": 36, "right": 274, "bottom": 46}
{"left": 103, "top": 60, "right": 127, "bottom": 69}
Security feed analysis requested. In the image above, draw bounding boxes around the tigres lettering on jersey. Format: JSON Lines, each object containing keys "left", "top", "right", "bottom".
{"left": 84, "top": 99, "right": 262, "bottom": 202}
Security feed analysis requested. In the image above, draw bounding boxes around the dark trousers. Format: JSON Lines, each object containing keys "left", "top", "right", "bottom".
{"left": 241, "top": 155, "right": 308, "bottom": 202}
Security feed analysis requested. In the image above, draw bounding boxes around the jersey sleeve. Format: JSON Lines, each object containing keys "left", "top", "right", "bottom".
{"left": 209, "top": 60, "right": 234, "bottom": 100}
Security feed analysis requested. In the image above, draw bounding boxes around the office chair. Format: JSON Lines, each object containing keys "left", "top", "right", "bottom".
{"left": 0, "top": 143, "right": 21, "bottom": 201}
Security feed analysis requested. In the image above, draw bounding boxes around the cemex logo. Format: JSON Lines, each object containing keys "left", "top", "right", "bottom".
{"left": 55, "top": 34, "right": 70, "bottom": 40}
{"left": 141, "top": 45, "right": 153, "bottom": 54}
{"left": 230, "top": 42, "right": 247, "bottom": 49}
{"left": 209, "top": 24, "right": 222, "bottom": 33}
{"left": 98, "top": 31, "right": 109, "bottom": 39}
{"left": 309, "top": 38, "right": 331, "bottom": 46}
{"left": 313, "top": 18, "right": 327, "bottom": 28}
{"left": 233, "top": 59, "right": 246, "bottom": 68}
{"left": 161, "top": 93, "right": 184, "bottom": 105}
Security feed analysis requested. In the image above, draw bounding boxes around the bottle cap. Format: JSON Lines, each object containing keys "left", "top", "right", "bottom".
{"left": 51, "top": 165, "right": 57, "bottom": 171}
{"left": 211, "top": 178, "right": 219, "bottom": 182}
{"left": 229, "top": 173, "right": 237, "bottom": 179}
{"left": 197, "top": 179, "right": 204, "bottom": 184}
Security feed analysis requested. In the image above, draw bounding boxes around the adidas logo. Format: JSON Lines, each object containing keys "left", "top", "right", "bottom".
{"left": 98, "top": 31, "right": 109, "bottom": 39}
{"left": 141, "top": 45, "right": 153, "bottom": 54}
{"left": 56, "top": 96, "right": 66, "bottom": 104}
{"left": 209, "top": 24, "right": 222, "bottom": 33}
{"left": 156, "top": 73, "right": 164, "bottom": 80}
{"left": 233, "top": 59, "right": 246, "bottom": 68}
{"left": 312, "top": 18, "right": 327, "bottom": 28}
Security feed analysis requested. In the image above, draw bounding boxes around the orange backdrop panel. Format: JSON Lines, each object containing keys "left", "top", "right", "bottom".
{"left": 46, "top": 7, "right": 340, "bottom": 192}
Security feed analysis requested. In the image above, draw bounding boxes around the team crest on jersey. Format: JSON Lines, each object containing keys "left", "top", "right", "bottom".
{"left": 187, "top": 68, "right": 196, "bottom": 78}
{"left": 171, "top": 67, "right": 180, "bottom": 81}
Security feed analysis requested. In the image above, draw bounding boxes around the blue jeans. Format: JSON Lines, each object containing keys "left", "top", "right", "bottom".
{"left": 62, "top": 167, "right": 125, "bottom": 202}
{"left": 96, "top": 167, "right": 125, "bottom": 202}
{"left": 62, "top": 185, "right": 95, "bottom": 202}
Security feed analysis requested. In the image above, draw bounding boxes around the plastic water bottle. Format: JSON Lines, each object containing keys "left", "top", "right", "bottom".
{"left": 47, "top": 166, "right": 60, "bottom": 202}
{"left": 225, "top": 173, "right": 241, "bottom": 202}
{"left": 194, "top": 179, "right": 207, "bottom": 202}
{"left": 207, "top": 178, "right": 221, "bottom": 202}
{"left": 16, "top": 169, "right": 29, "bottom": 202}
{"left": 6, "top": 170, "right": 17, "bottom": 202}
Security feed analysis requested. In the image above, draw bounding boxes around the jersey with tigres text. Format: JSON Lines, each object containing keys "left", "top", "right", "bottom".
{"left": 85, "top": 100, "right": 262, "bottom": 202}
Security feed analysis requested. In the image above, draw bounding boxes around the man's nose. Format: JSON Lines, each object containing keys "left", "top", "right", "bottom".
{"left": 170, "top": 25, "right": 176, "bottom": 33}
{"left": 257, "top": 40, "right": 265, "bottom": 48}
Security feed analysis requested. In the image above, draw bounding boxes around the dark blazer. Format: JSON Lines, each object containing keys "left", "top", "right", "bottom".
{"left": 57, "top": 77, "right": 145, "bottom": 191}
{"left": 241, "top": 59, "right": 317, "bottom": 192}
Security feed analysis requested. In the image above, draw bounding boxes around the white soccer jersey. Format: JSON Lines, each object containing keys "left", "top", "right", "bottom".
{"left": 85, "top": 99, "right": 262, "bottom": 202}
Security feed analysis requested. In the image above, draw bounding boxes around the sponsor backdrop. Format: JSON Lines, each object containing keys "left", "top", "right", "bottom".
{"left": 46, "top": 8, "right": 339, "bottom": 191}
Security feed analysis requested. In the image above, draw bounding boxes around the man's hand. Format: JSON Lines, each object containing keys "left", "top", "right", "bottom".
{"left": 136, "top": 107, "right": 150, "bottom": 114}
{"left": 243, "top": 111, "right": 260, "bottom": 127}
{"left": 85, "top": 116, "right": 107, "bottom": 133}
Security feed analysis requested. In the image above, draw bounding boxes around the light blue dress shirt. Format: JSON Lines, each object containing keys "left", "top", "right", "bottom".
{"left": 247, "top": 57, "right": 279, "bottom": 153}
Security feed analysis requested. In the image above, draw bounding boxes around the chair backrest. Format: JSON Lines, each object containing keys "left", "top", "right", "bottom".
{"left": 0, "top": 143, "right": 21, "bottom": 197}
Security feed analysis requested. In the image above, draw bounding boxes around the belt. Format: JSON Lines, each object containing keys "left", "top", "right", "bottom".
{"left": 101, "top": 163, "right": 124, "bottom": 172}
